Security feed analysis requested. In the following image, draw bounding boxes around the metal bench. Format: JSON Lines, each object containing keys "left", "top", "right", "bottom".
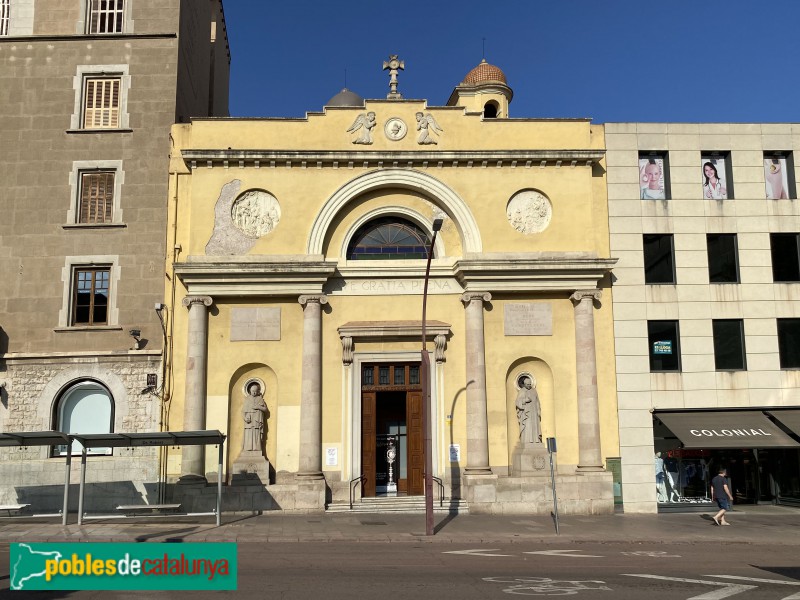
{"left": 0, "top": 504, "right": 31, "bottom": 516}
{"left": 115, "top": 503, "right": 182, "bottom": 516}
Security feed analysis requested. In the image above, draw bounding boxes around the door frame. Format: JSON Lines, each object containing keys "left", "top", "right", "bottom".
{"left": 349, "top": 351, "right": 442, "bottom": 486}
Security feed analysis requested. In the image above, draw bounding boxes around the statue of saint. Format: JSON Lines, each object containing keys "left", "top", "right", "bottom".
{"left": 515, "top": 376, "right": 542, "bottom": 445}
{"left": 242, "top": 381, "right": 268, "bottom": 453}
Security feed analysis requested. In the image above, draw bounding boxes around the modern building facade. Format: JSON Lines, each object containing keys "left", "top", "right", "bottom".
{"left": 606, "top": 123, "right": 800, "bottom": 513}
{"left": 0, "top": 0, "right": 230, "bottom": 509}
{"left": 163, "top": 61, "right": 619, "bottom": 514}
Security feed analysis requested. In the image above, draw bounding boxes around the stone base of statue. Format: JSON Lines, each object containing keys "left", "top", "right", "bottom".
{"left": 511, "top": 442, "right": 549, "bottom": 477}
{"left": 230, "top": 450, "right": 270, "bottom": 486}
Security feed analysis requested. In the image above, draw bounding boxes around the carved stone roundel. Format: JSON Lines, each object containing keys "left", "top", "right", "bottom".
{"left": 506, "top": 189, "right": 552, "bottom": 234}
{"left": 231, "top": 190, "right": 281, "bottom": 238}
{"left": 384, "top": 117, "right": 408, "bottom": 141}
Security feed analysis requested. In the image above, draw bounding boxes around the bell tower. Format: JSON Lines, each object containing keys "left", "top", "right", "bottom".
{"left": 446, "top": 59, "right": 513, "bottom": 118}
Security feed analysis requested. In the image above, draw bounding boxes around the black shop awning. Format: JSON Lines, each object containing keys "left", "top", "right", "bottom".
{"left": 655, "top": 411, "right": 799, "bottom": 449}
{"left": 768, "top": 410, "right": 800, "bottom": 439}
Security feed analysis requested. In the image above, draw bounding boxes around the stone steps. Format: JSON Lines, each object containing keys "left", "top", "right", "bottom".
{"left": 327, "top": 495, "right": 469, "bottom": 514}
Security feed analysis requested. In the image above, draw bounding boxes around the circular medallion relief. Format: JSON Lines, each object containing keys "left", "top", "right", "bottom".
{"left": 506, "top": 190, "right": 552, "bottom": 234}
{"left": 231, "top": 190, "right": 281, "bottom": 238}
{"left": 384, "top": 117, "right": 408, "bottom": 141}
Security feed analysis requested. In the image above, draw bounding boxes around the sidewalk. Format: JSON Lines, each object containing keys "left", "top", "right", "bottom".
{"left": 1, "top": 505, "right": 798, "bottom": 545}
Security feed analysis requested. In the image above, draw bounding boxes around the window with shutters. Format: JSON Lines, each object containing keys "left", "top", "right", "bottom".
{"left": 66, "top": 161, "right": 124, "bottom": 226}
{"left": 72, "top": 267, "right": 110, "bottom": 326}
{"left": 83, "top": 77, "right": 121, "bottom": 129}
{"left": 70, "top": 65, "right": 130, "bottom": 132}
{"left": 87, "top": 0, "right": 124, "bottom": 34}
{"left": 0, "top": 0, "right": 10, "bottom": 36}
{"left": 79, "top": 171, "right": 115, "bottom": 223}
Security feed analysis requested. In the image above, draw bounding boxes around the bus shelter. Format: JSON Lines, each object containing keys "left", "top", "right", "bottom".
{"left": 0, "top": 431, "right": 72, "bottom": 524}
{"left": 71, "top": 430, "right": 226, "bottom": 526}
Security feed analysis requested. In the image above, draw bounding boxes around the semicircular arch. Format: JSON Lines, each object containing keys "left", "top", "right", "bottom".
{"left": 307, "top": 169, "right": 482, "bottom": 255}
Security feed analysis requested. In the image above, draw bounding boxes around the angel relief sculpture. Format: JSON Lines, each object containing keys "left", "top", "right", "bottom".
{"left": 346, "top": 111, "right": 376, "bottom": 145}
{"left": 416, "top": 112, "right": 443, "bottom": 145}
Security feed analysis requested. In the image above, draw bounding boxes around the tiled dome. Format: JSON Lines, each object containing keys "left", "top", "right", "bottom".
{"left": 462, "top": 59, "right": 507, "bottom": 85}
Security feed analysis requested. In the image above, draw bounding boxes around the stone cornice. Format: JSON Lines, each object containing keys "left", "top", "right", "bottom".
{"left": 180, "top": 149, "right": 604, "bottom": 169}
{"left": 454, "top": 253, "right": 617, "bottom": 292}
{"left": 175, "top": 257, "right": 338, "bottom": 297}
{"left": 338, "top": 320, "right": 451, "bottom": 340}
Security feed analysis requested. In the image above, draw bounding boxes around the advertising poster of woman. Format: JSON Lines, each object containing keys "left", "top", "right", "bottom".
{"left": 764, "top": 157, "right": 790, "bottom": 199}
{"left": 701, "top": 157, "right": 728, "bottom": 199}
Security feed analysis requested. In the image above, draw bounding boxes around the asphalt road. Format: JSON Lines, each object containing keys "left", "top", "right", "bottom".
{"left": 2, "top": 541, "right": 800, "bottom": 598}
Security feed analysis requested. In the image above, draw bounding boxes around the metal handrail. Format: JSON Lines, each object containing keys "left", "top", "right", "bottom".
{"left": 349, "top": 475, "right": 366, "bottom": 510}
{"left": 431, "top": 475, "right": 444, "bottom": 507}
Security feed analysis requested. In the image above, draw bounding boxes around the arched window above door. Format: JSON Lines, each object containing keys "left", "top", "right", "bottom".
{"left": 346, "top": 217, "right": 433, "bottom": 260}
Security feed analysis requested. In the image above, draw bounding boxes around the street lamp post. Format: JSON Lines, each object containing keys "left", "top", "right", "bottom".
{"left": 421, "top": 217, "right": 443, "bottom": 536}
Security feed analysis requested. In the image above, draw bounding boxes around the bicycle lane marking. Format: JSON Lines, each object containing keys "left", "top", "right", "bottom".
{"left": 483, "top": 576, "right": 611, "bottom": 596}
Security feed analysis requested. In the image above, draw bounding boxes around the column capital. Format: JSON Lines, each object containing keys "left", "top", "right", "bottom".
{"left": 182, "top": 295, "right": 213, "bottom": 309}
{"left": 569, "top": 289, "right": 601, "bottom": 306}
{"left": 298, "top": 294, "right": 328, "bottom": 307}
{"left": 460, "top": 291, "right": 491, "bottom": 306}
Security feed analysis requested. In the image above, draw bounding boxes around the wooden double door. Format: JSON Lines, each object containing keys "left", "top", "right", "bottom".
{"left": 361, "top": 363, "right": 424, "bottom": 497}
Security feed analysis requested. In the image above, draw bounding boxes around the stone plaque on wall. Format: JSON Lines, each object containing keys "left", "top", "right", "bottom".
{"left": 504, "top": 303, "right": 552, "bottom": 336}
{"left": 230, "top": 308, "right": 281, "bottom": 341}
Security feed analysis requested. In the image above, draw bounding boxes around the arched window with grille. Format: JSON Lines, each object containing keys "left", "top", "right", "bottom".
{"left": 346, "top": 217, "right": 433, "bottom": 260}
{"left": 53, "top": 380, "right": 114, "bottom": 455}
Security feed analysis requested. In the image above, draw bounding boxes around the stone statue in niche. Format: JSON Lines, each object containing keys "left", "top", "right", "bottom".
{"left": 231, "top": 190, "right": 281, "bottom": 239}
{"left": 232, "top": 379, "right": 271, "bottom": 485}
{"left": 506, "top": 190, "right": 552, "bottom": 234}
{"left": 242, "top": 381, "right": 268, "bottom": 452}
{"left": 511, "top": 374, "right": 548, "bottom": 477}
{"left": 416, "top": 112, "right": 443, "bottom": 145}
{"left": 515, "top": 376, "right": 542, "bottom": 446}
{"left": 346, "top": 112, "right": 376, "bottom": 145}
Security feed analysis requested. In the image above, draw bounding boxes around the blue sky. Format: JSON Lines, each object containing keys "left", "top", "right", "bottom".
{"left": 224, "top": 0, "right": 799, "bottom": 123}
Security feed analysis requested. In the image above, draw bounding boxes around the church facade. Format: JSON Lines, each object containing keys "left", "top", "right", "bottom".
{"left": 163, "top": 60, "right": 619, "bottom": 513}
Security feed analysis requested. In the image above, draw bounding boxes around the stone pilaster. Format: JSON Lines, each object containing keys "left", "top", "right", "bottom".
{"left": 460, "top": 292, "right": 492, "bottom": 475}
{"left": 179, "top": 295, "right": 213, "bottom": 482}
{"left": 570, "top": 289, "right": 604, "bottom": 472}
{"left": 297, "top": 294, "right": 328, "bottom": 480}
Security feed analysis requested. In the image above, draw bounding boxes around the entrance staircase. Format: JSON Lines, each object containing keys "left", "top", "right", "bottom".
{"left": 326, "top": 495, "right": 469, "bottom": 514}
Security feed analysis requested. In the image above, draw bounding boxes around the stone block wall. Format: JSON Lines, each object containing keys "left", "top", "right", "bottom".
{"left": 0, "top": 354, "right": 162, "bottom": 510}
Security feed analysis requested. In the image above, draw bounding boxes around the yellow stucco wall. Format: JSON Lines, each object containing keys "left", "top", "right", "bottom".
{"left": 164, "top": 97, "right": 618, "bottom": 482}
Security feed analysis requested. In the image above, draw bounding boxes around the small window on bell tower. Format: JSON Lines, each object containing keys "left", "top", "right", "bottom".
{"left": 483, "top": 101, "right": 498, "bottom": 119}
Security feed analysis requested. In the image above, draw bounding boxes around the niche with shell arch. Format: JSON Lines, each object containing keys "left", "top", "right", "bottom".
{"left": 227, "top": 364, "right": 277, "bottom": 483}
{"left": 505, "top": 357, "right": 553, "bottom": 466}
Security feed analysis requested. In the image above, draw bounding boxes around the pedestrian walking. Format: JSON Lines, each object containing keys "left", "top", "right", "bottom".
{"left": 711, "top": 467, "right": 734, "bottom": 526}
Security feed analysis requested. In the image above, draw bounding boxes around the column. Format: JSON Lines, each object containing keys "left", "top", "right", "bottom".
{"left": 180, "top": 295, "right": 213, "bottom": 481}
{"left": 461, "top": 292, "right": 492, "bottom": 475}
{"left": 570, "top": 289, "right": 604, "bottom": 472}
{"left": 297, "top": 294, "right": 327, "bottom": 479}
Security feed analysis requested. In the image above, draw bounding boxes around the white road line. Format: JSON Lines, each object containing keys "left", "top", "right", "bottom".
{"left": 443, "top": 549, "right": 513, "bottom": 557}
{"left": 524, "top": 550, "right": 604, "bottom": 558}
{"left": 707, "top": 575, "right": 800, "bottom": 600}
{"left": 707, "top": 575, "right": 800, "bottom": 585}
{"left": 622, "top": 574, "right": 756, "bottom": 600}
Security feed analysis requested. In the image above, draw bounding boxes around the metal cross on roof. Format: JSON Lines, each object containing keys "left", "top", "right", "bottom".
{"left": 383, "top": 54, "right": 404, "bottom": 99}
